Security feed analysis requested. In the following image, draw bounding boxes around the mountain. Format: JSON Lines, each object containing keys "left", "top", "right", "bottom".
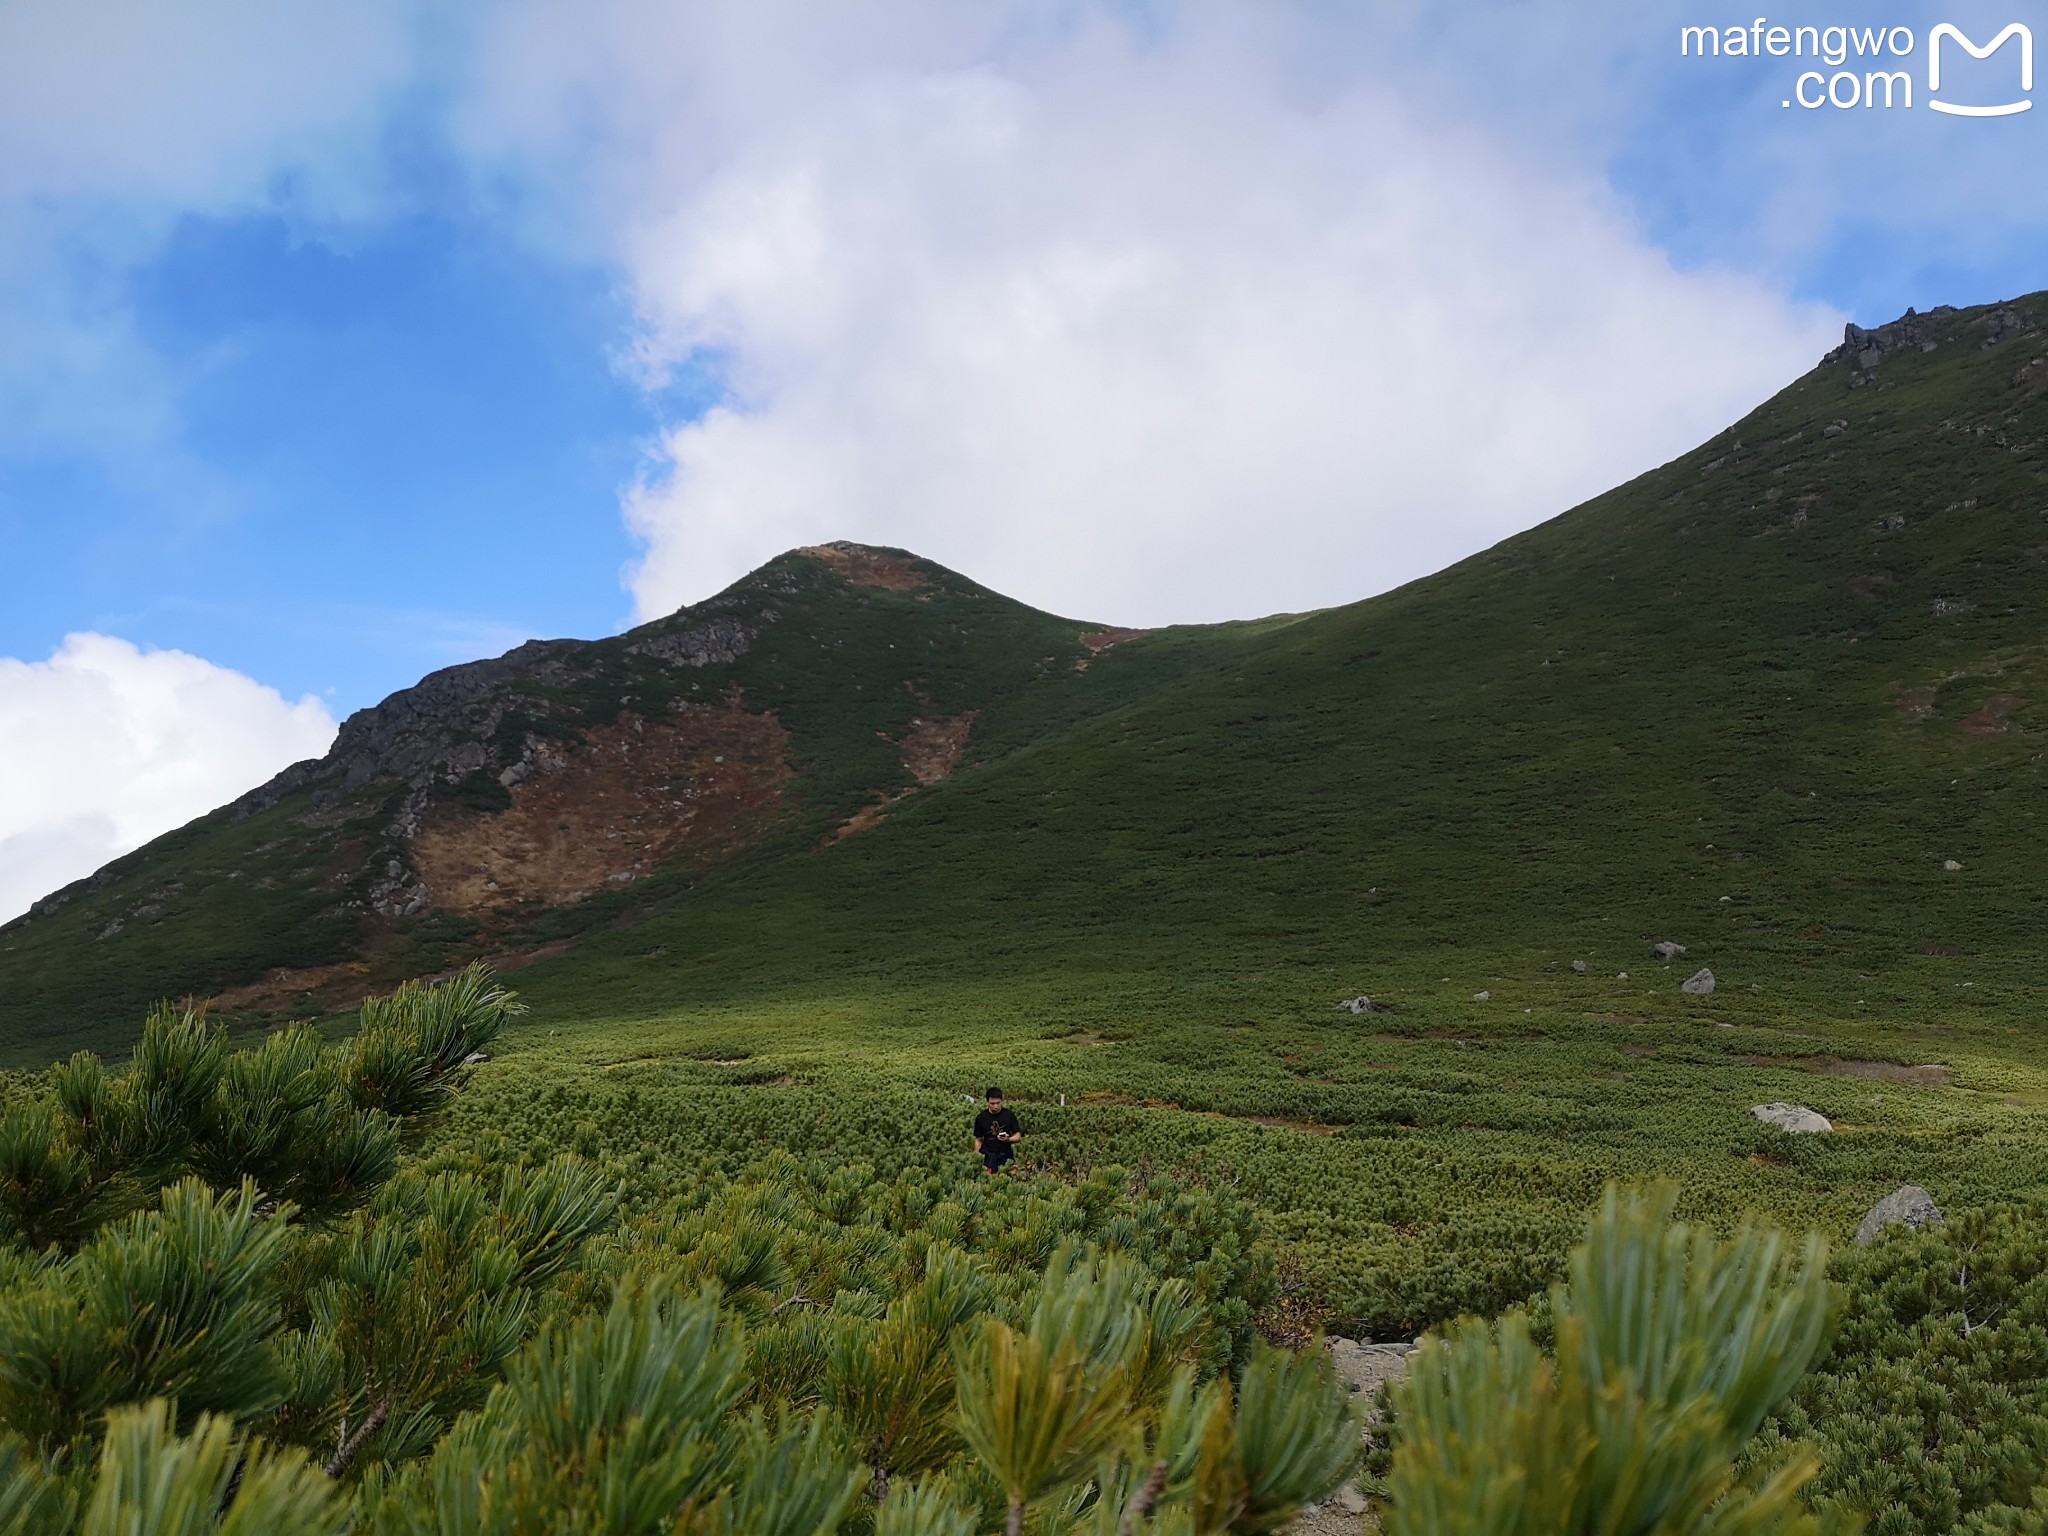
{"left": 6, "top": 293, "right": 2048, "bottom": 1062}
{"left": 0, "top": 543, "right": 1185, "bottom": 1058}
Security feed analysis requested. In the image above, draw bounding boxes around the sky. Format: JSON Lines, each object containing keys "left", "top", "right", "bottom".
{"left": 3, "top": 0, "right": 2046, "bottom": 919}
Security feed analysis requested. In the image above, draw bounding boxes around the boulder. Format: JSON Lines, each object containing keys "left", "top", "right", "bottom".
{"left": 1653, "top": 941, "right": 1688, "bottom": 962}
{"left": 1855, "top": 1185, "right": 1943, "bottom": 1245}
{"left": 1680, "top": 968, "right": 1716, "bottom": 996}
{"left": 1473, "top": 990, "right": 1490, "bottom": 1002}
{"left": 1335, "top": 996, "right": 1377, "bottom": 1014}
{"left": 1571, "top": 960, "right": 1588, "bottom": 975}
{"left": 1752, "top": 1102, "right": 1832, "bottom": 1134}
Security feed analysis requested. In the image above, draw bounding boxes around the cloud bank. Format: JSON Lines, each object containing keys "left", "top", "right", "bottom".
{"left": 461, "top": 3, "right": 1844, "bottom": 625}
{"left": 0, "top": 635, "right": 336, "bottom": 923}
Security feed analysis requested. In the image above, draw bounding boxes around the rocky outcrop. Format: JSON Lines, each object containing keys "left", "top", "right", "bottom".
{"left": 1752, "top": 1102, "right": 1833, "bottom": 1134}
{"left": 1823, "top": 307, "right": 1954, "bottom": 372}
{"left": 1855, "top": 1185, "right": 1943, "bottom": 1245}
{"left": 625, "top": 619, "right": 753, "bottom": 669}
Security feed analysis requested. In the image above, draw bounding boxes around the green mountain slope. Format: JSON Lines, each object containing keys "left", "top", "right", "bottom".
{"left": 0, "top": 543, "right": 1219, "bottom": 1060}
{"left": 513, "top": 294, "right": 2048, "bottom": 1022}
{"left": 5, "top": 292, "right": 2047, "bottom": 1072}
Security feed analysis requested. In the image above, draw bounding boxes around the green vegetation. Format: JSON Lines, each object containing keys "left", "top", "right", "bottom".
{"left": 5, "top": 299, "right": 2048, "bottom": 1528}
{"left": 2, "top": 974, "right": 1949, "bottom": 1535}
{"left": 1386, "top": 1185, "right": 1838, "bottom": 1536}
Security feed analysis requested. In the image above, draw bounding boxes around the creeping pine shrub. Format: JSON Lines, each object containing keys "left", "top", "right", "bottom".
{"left": 1381, "top": 1184, "right": 1845, "bottom": 1536}
{"left": 0, "top": 966, "right": 1977, "bottom": 1535}
{"left": 1751, "top": 1199, "right": 2048, "bottom": 1536}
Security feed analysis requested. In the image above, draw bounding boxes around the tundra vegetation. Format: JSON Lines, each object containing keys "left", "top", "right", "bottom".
{"left": 5, "top": 302, "right": 2048, "bottom": 1530}
{"left": 1, "top": 971, "right": 2043, "bottom": 1533}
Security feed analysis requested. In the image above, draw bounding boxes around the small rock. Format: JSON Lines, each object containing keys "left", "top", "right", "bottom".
{"left": 1752, "top": 1102, "right": 1833, "bottom": 1134}
{"left": 1681, "top": 968, "right": 1716, "bottom": 996}
{"left": 1943, "top": 859, "right": 1963, "bottom": 871}
{"left": 1823, "top": 419, "right": 1848, "bottom": 438}
{"left": 1473, "top": 990, "right": 1490, "bottom": 1002}
{"left": 1335, "top": 995, "right": 1377, "bottom": 1014}
{"left": 462, "top": 1051, "right": 491, "bottom": 1065}
{"left": 1653, "top": 941, "right": 1688, "bottom": 962}
{"left": 1571, "top": 960, "right": 1587, "bottom": 975}
{"left": 1337, "top": 1488, "right": 1368, "bottom": 1516}
{"left": 1855, "top": 1185, "right": 1944, "bottom": 1245}
{"left": 1719, "top": 895, "right": 1732, "bottom": 902}
{"left": 1618, "top": 971, "right": 1629, "bottom": 980}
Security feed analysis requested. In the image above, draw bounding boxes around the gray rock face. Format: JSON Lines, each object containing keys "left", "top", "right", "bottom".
{"left": 1824, "top": 306, "right": 1954, "bottom": 370}
{"left": 1982, "top": 308, "right": 2027, "bottom": 346}
{"left": 1681, "top": 968, "right": 1716, "bottom": 995}
{"left": 1752, "top": 1102, "right": 1833, "bottom": 1134}
{"left": 1855, "top": 1185, "right": 1943, "bottom": 1245}
{"left": 625, "top": 618, "right": 753, "bottom": 669}
{"left": 1653, "top": 941, "right": 1688, "bottom": 962}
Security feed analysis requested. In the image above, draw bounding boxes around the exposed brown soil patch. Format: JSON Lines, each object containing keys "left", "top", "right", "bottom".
{"left": 473, "top": 939, "right": 576, "bottom": 974}
{"left": 1743, "top": 1055, "right": 1951, "bottom": 1088}
{"left": 826, "top": 711, "right": 977, "bottom": 842}
{"left": 1080, "top": 628, "right": 1147, "bottom": 653}
{"left": 1961, "top": 695, "right": 2022, "bottom": 738}
{"left": 1893, "top": 684, "right": 1937, "bottom": 720}
{"left": 900, "top": 712, "right": 977, "bottom": 785}
{"left": 826, "top": 795, "right": 905, "bottom": 844}
{"left": 799, "top": 542, "right": 927, "bottom": 591}
{"left": 209, "top": 961, "right": 374, "bottom": 1016}
{"left": 412, "top": 703, "right": 793, "bottom": 913}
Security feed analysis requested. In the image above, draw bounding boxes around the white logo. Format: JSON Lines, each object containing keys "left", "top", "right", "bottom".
{"left": 1928, "top": 22, "right": 2033, "bottom": 115}
{"left": 1679, "top": 19, "right": 2033, "bottom": 115}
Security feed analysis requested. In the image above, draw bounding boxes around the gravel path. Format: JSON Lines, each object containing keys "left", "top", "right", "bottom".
{"left": 1290, "top": 1338, "right": 1416, "bottom": 1536}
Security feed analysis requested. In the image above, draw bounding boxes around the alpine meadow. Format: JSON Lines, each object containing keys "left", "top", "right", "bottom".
{"left": 5, "top": 295, "right": 2048, "bottom": 1532}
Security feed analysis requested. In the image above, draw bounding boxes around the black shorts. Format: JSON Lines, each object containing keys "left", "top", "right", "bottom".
{"left": 982, "top": 1146, "right": 1014, "bottom": 1173}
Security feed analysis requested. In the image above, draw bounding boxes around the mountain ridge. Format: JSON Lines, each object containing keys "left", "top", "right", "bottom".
{"left": 6, "top": 290, "right": 2048, "bottom": 1061}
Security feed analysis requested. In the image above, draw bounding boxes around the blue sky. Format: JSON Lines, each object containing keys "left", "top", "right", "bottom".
{"left": 1, "top": 0, "right": 2044, "bottom": 916}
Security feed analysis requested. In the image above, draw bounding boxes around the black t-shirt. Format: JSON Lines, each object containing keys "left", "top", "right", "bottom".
{"left": 974, "top": 1107, "right": 1021, "bottom": 1159}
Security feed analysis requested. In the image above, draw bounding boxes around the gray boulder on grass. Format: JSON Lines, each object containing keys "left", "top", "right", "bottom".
{"left": 1855, "top": 1185, "right": 1943, "bottom": 1245}
{"left": 1336, "top": 996, "right": 1376, "bottom": 1014}
{"left": 1752, "top": 1102, "right": 1833, "bottom": 1134}
{"left": 1653, "top": 941, "right": 1688, "bottom": 962}
{"left": 1681, "top": 968, "right": 1716, "bottom": 995}
{"left": 1571, "top": 960, "right": 1588, "bottom": 975}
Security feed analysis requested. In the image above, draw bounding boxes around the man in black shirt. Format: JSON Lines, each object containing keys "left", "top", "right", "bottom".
{"left": 973, "top": 1087, "right": 1023, "bottom": 1174}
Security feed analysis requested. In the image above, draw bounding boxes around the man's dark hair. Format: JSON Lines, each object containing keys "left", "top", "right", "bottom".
{"left": 986, "top": 1086, "right": 1003, "bottom": 1099}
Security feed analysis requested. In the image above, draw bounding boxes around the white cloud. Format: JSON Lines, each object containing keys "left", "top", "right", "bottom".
{"left": 0, "top": 1, "right": 419, "bottom": 474}
{"left": 0, "top": 635, "right": 337, "bottom": 923}
{"left": 457, "top": 2, "right": 1843, "bottom": 625}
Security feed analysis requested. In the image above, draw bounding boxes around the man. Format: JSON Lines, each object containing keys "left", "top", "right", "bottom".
{"left": 973, "top": 1087, "right": 1023, "bottom": 1174}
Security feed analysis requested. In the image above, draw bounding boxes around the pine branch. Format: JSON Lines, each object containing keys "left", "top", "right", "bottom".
{"left": 1119, "top": 1460, "right": 1171, "bottom": 1536}
{"left": 325, "top": 1398, "right": 389, "bottom": 1479}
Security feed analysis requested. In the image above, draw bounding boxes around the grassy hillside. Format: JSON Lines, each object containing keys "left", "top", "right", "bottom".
{"left": 7, "top": 292, "right": 2048, "bottom": 1399}
{"left": 0, "top": 544, "right": 1230, "bottom": 1059}
{"left": 433, "top": 292, "right": 2048, "bottom": 1345}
